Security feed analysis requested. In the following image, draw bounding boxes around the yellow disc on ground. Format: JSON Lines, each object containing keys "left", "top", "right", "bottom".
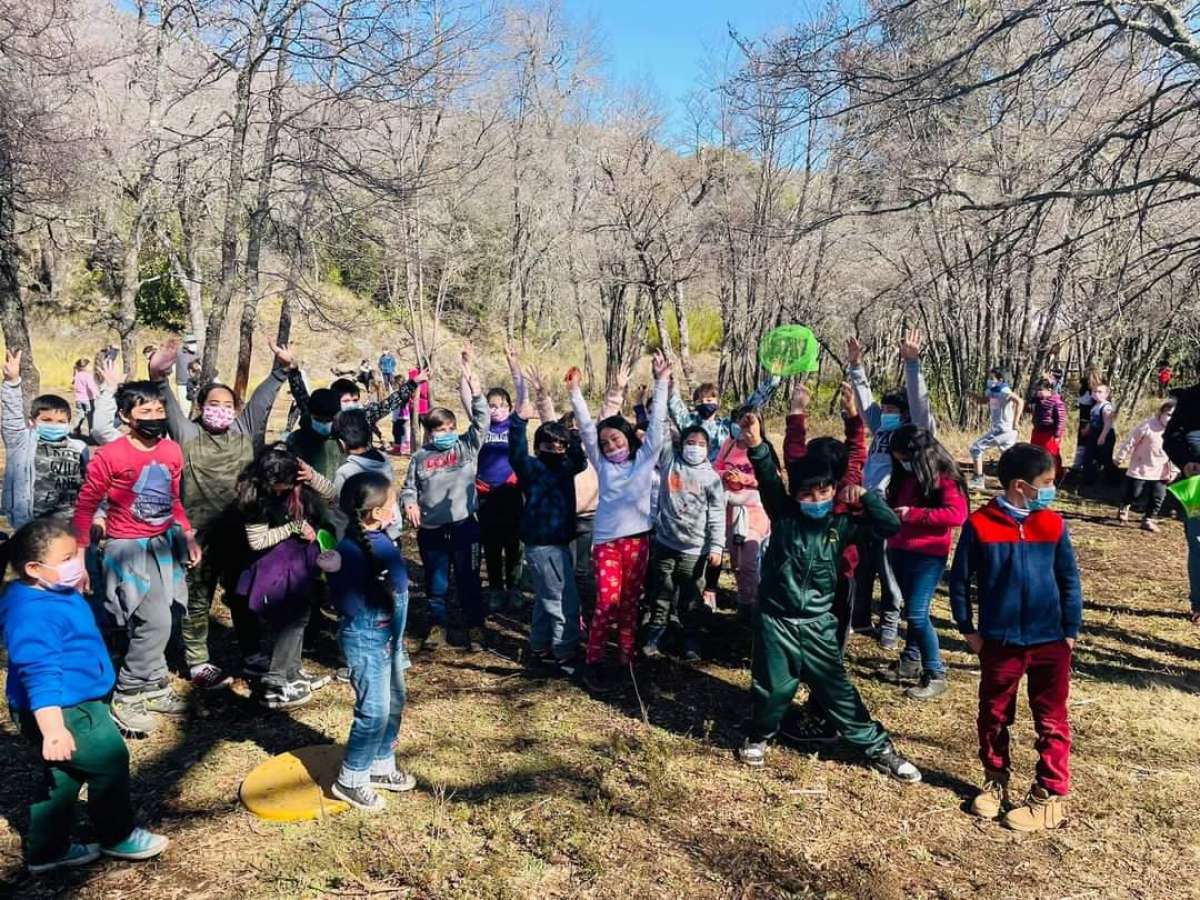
{"left": 239, "top": 744, "right": 351, "bottom": 822}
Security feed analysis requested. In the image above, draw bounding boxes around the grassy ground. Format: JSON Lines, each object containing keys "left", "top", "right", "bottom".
{"left": 0, "top": 325, "right": 1197, "bottom": 898}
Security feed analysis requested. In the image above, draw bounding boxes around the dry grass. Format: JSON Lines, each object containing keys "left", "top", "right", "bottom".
{"left": 0, "top": 325, "right": 1198, "bottom": 899}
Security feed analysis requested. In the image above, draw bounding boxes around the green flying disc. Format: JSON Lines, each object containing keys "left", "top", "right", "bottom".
{"left": 759, "top": 324, "right": 821, "bottom": 376}
{"left": 1167, "top": 475, "right": 1200, "bottom": 519}
{"left": 317, "top": 529, "right": 337, "bottom": 552}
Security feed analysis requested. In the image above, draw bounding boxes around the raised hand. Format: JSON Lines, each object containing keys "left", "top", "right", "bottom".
{"left": 615, "top": 360, "right": 634, "bottom": 392}
{"left": 635, "top": 383, "right": 648, "bottom": 406}
{"left": 505, "top": 341, "right": 521, "bottom": 377}
{"left": 411, "top": 368, "right": 430, "bottom": 384}
{"left": 839, "top": 381, "right": 858, "bottom": 418}
{"left": 516, "top": 397, "right": 536, "bottom": 420}
{"left": 790, "top": 381, "right": 811, "bottom": 414}
{"left": 565, "top": 366, "right": 582, "bottom": 393}
{"left": 845, "top": 336, "right": 865, "bottom": 367}
{"left": 525, "top": 364, "right": 546, "bottom": 397}
{"left": 269, "top": 340, "right": 297, "bottom": 370}
{"left": 148, "top": 339, "right": 179, "bottom": 379}
{"left": 837, "top": 484, "right": 865, "bottom": 505}
{"left": 651, "top": 350, "right": 670, "bottom": 380}
{"left": 97, "top": 354, "right": 122, "bottom": 389}
{"left": 460, "top": 342, "right": 474, "bottom": 370}
{"left": 899, "top": 329, "right": 923, "bottom": 362}
{"left": 3, "top": 349, "right": 21, "bottom": 383}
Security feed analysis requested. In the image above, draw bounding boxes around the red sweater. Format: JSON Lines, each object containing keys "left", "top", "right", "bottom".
{"left": 72, "top": 436, "right": 191, "bottom": 547}
{"left": 887, "top": 474, "right": 968, "bottom": 557}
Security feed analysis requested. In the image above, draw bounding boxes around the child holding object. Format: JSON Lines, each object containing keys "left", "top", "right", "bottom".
{"left": 969, "top": 366, "right": 1022, "bottom": 491}
{"left": 1116, "top": 399, "right": 1178, "bottom": 532}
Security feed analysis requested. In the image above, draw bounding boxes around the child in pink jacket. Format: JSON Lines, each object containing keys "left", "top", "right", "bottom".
{"left": 1116, "top": 399, "right": 1178, "bottom": 532}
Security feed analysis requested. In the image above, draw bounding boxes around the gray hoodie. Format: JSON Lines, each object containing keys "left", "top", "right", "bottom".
{"left": 653, "top": 443, "right": 726, "bottom": 556}
{"left": 331, "top": 449, "right": 402, "bottom": 540}
{"left": 401, "top": 395, "right": 489, "bottom": 529}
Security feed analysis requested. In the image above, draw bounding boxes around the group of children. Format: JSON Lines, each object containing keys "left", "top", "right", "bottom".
{"left": 8, "top": 329, "right": 1175, "bottom": 877}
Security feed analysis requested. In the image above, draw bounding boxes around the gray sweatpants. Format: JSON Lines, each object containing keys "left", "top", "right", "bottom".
{"left": 526, "top": 544, "right": 580, "bottom": 660}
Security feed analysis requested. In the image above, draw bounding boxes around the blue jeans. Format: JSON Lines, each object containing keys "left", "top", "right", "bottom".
{"left": 888, "top": 549, "right": 948, "bottom": 677}
{"left": 416, "top": 519, "right": 483, "bottom": 628}
{"left": 1187, "top": 515, "right": 1200, "bottom": 614}
{"left": 338, "top": 592, "right": 410, "bottom": 787}
{"left": 526, "top": 544, "right": 580, "bottom": 659}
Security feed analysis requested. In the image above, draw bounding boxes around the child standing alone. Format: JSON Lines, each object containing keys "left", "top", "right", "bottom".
{"left": 950, "top": 443, "right": 1082, "bottom": 831}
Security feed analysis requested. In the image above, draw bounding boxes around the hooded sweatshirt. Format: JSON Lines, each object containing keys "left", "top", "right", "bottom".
{"left": 654, "top": 444, "right": 726, "bottom": 555}
{"left": 331, "top": 448, "right": 402, "bottom": 539}
{"left": 1118, "top": 414, "right": 1178, "bottom": 482}
{"left": 400, "top": 395, "right": 489, "bottom": 529}
{"left": 849, "top": 358, "right": 935, "bottom": 493}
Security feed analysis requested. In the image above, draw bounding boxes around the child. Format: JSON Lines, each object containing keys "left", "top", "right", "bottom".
{"left": 713, "top": 407, "right": 772, "bottom": 613}
{"left": 949, "top": 443, "right": 1081, "bottom": 831}
{"left": 1, "top": 519, "right": 169, "bottom": 873}
{"left": 327, "top": 473, "right": 417, "bottom": 810}
{"left": 642, "top": 426, "right": 726, "bottom": 661}
{"left": 72, "top": 358, "right": 98, "bottom": 435}
{"left": 286, "top": 387, "right": 346, "bottom": 480}
{"left": 846, "top": 330, "right": 934, "bottom": 648}
{"left": 401, "top": 349, "right": 490, "bottom": 651}
{"left": 1116, "top": 399, "right": 1178, "bottom": 532}
{"left": 886, "top": 425, "right": 969, "bottom": 700}
{"left": 3, "top": 350, "right": 90, "bottom": 529}
{"left": 569, "top": 352, "right": 671, "bottom": 693}
{"left": 508, "top": 396, "right": 588, "bottom": 672}
{"left": 235, "top": 444, "right": 338, "bottom": 708}
{"left": 736, "top": 417, "right": 921, "bottom": 782}
{"left": 72, "top": 380, "right": 200, "bottom": 738}
{"left": 1083, "top": 383, "right": 1118, "bottom": 484}
{"left": 1028, "top": 378, "right": 1067, "bottom": 482}
{"left": 1163, "top": 381, "right": 1200, "bottom": 624}
{"left": 969, "top": 366, "right": 1022, "bottom": 491}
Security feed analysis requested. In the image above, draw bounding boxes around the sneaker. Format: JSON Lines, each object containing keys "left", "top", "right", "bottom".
{"left": 1141, "top": 518, "right": 1160, "bottom": 533}
{"left": 1117, "top": 505, "right": 1130, "bottom": 523}
{"left": 331, "top": 780, "right": 385, "bottom": 812}
{"left": 878, "top": 633, "right": 899, "bottom": 652}
{"left": 144, "top": 689, "right": 188, "bottom": 716}
{"left": 780, "top": 709, "right": 839, "bottom": 744}
{"left": 101, "top": 827, "right": 169, "bottom": 861}
{"left": 555, "top": 656, "right": 579, "bottom": 678}
{"left": 28, "top": 842, "right": 101, "bottom": 874}
{"left": 335, "top": 666, "right": 351, "bottom": 683}
{"left": 242, "top": 653, "right": 270, "bottom": 678}
{"left": 261, "top": 680, "right": 312, "bottom": 710}
{"left": 969, "top": 475, "right": 987, "bottom": 492}
{"left": 581, "top": 665, "right": 614, "bottom": 694}
{"left": 423, "top": 625, "right": 446, "bottom": 651}
{"left": 298, "top": 669, "right": 332, "bottom": 691}
{"left": 370, "top": 770, "right": 417, "bottom": 792}
{"left": 904, "top": 673, "right": 948, "bottom": 700}
{"left": 111, "top": 695, "right": 157, "bottom": 738}
{"left": 1003, "top": 785, "right": 1068, "bottom": 832}
{"left": 189, "top": 663, "right": 232, "bottom": 691}
{"left": 891, "top": 656, "right": 922, "bottom": 682}
{"left": 467, "top": 627, "right": 487, "bottom": 652}
{"left": 867, "top": 743, "right": 922, "bottom": 783}
{"left": 970, "top": 771, "right": 1010, "bottom": 820}
{"left": 738, "top": 738, "right": 767, "bottom": 767}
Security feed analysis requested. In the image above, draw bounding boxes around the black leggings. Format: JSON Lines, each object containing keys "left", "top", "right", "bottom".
{"left": 1123, "top": 476, "right": 1166, "bottom": 519}
{"left": 478, "top": 483, "right": 523, "bottom": 592}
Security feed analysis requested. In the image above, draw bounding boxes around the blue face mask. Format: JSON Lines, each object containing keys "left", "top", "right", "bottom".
{"left": 341, "top": 402, "right": 362, "bottom": 412}
{"left": 1027, "top": 485, "right": 1056, "bottom": 511}
{"left": 36, "top": 423, "right": 69, "bottom": 442}
{"left": 730, "top": 423, "right": 743, "bottom": 441}
{"left": 879, "top": 412, "right": 902, "bottom": 431}
{"left": 310, "top": 419, "right": 333, "bottom": 437}
{"left": 432, "top": 432, "right": 458, "bottom": 451}
{"left": 799, "top": 498, "right": 833, "bottom": 520}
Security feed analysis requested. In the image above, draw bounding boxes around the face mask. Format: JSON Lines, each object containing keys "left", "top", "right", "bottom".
{"left": 538, "top": 451, "right": 565, "bottom": 466}
{"left": 987, "top": 379, "right": 1000, "bottom": 390}
{"left": 311, "top": 419, "right": 333, "bottom": 437}
{"left": 682, "top": 444, "right": 707, "bottom": 465}
{"left": 36, "top": 423, "right": 69, "bottom": 442}
{"left": 341, "top": 402, "right": 362, "bottom": 411}
{"left": 432, "top": 432, "right": 458, "bottom": 451}
{"left": 34, "top": 555, "right": 85, "bottom": 592}
{"left": 605, "top": 447, "right": 630, "bottom": 464}
{"left": 879, "top": 412, "right": 902, "bottom": 431}
{"left": 489, "top": 407, "right": 510, "bottom": 424}
{"left": 730, "top": 423, "right": 743, "bottom": 441}
{"left": 798, "top": 498, "right": 833, "bottom": 520}
{"left": 896, "top": 458, "right": 913, "bottom": 472}
{"left": 130, "top": 417, "right": 168, "bottom": 440}
{"left": 696, "top": 402, "right": 719, "bottom": 420}
{"left": 201, "top": 405, "right": 237, "bottom": 431}
{"left": 1027, "top": 485, "right": 1056, "bottom": 511}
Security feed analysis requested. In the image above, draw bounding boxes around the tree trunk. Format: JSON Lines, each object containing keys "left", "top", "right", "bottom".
{"left": 0, "top": 127, "right": 38, "bottom": 403}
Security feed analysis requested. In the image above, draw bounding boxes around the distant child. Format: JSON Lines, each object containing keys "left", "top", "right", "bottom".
{"left": 885, "top": 425, "right": 968, "bottom": 700}
{"left": 642, "top": 426, "right": 725, "bottom": 661}
{"left": 949, "top": 443, "right": 1081, "bottom": 832}
{"left": 72, "top": 358, "right": 98, "bottom": 435}
{"left": 508, "top": 396, "right": 588, "bottom": 672}
{"left": 0, "top": 519, "right": 169, "bottom": 874}
{"left": 287, "top": 387, "right": 347, "bottom": 480}
{"left": 969, "top": 366, "right": 1022, "bottom": 491}
{"left": 235, "top": 444, "right": 338, "bottom": 708}
{"left": 1116, "top": 399, "right": 1178, "bottom": 532}
{"left": 569, "top": 352, "right": 671, "bottom": 693}
{"left": 72, "top": 381, "right": 199, "bottom": 738}
{"left": 1028, "top": 378, "right": 1067, "bottom": 482}
{"left": 713, "top": 407, "right": 772, "bottom": 612}
{"left": 735, "top": 417, "right": 921, "bottom": 782}
{"left": 1082, "top": 383, "right": 1118, "bottom": 484}
{"left": 327, "top": 473, "right": 417, "bottom": 811}
{"left": 400, "top": 349, "right": 490, "bottom": 652}
{"left": 3, "top": 350, "right": 90, "bottom": 529}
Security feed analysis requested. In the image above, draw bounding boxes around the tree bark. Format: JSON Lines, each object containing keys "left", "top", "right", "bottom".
{"left": 0, "top": 127, "right": 38, "bottom": 404}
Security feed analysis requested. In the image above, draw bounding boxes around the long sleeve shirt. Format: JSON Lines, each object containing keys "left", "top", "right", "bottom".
{"left": 400, "top": 395, "right": 490, "bottom": 528}
{"left": 849, "top": 358, "right": 934, "bottom": 493}
{"left": 667, "top": 376, "right": 781, "bottom": 462}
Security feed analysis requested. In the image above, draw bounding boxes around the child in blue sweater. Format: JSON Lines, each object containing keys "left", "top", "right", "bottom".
{"left": 0, "top": 519, "right": 168, "bottom": 873}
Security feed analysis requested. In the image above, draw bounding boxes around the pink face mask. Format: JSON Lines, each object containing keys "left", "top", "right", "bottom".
{"left": 605, "top": 448, "right": 630, "bottom": 464}
{"left": 202, "top": 404, "right": 237, "bottom": 431}
{"left": 36, "top": 555, "right": 85, "bottom": 592}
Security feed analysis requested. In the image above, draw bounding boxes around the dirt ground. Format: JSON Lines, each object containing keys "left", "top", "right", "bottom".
{"left": 0, "top": 410, "right": 1198, "bottom": 898}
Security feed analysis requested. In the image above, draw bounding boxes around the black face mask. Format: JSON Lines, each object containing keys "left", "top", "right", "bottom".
{"left": 130, "top": 417, "right": 168, "bottom": 440}
{"left": 696, "top": 402, "right": 719, "bottom": 420}
{"left": 538, "top": 451, "right": 566, "bottom": 466}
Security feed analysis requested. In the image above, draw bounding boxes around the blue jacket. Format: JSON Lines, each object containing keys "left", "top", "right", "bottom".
{"left": 949, "top": 499, "right": 1082, "bottom": 646}
{"left": 508, "top": 414, "right": 587, "bottom": 546}
{"left": 328, "top": 530, "right": 408, "bottom": 620}
{"left": 1, "top": 581, "right": 115, "bottom": 711}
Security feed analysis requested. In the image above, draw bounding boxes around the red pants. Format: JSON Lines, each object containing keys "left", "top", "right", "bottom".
{"left": 978, "top": 639, "right": 1072, "bottom": 795}
{"left": 588, "top": 535, "right": 650, "bottom": 665}
{"left": 1030, "top": 428, "right": 1063, "bottom": 481}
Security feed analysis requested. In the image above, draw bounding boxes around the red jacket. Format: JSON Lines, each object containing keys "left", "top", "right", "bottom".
{"left": 887, "top": 474, "right": 968, "bottom": 557}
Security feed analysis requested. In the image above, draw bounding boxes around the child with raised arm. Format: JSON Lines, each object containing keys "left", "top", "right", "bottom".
{"left": 1116, "top": 398, "right": 1177, "bottom": 532}
{"left": 736, "top": 416, "right": 920, "bottom": 781}
{"left": 401, "top": 347, "right": 490, "bottom": 652}
{"left": 1, "top": 519, "right": 168, "bottom": 874}
{"left": 968, "top": 366, "right": 1022, "bottom": 491}
{"left": 950, "top": 443, "right": 1081, "bottom": 832}
{"left": 569, "top": 352, "right": 671, "bottom": 693}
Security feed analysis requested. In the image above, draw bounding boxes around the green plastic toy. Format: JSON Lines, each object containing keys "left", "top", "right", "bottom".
{"left": 759, "top": 324, "right": 821, "bottom": 376}
{"left": 317, "top": 529, "right": 337, "bottom": 551}
{"left": 1167, "top": 475, "right": 1200, "bottom": 519}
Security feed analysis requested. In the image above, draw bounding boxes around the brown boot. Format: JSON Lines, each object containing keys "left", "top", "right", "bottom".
{"left": 969, "top": 770, "right": 1010, "bottom": 820}
{"left": 1003, "top": 785, "right": 1068, "bottom": 832}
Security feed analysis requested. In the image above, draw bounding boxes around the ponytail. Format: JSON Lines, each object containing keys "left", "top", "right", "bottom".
{"left": 338, "top": 472, "right": 395, "bottom": 610}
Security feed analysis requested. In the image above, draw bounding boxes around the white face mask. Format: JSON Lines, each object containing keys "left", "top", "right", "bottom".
{"left": 682, "top": 444, "right": 707, "bottom": 465}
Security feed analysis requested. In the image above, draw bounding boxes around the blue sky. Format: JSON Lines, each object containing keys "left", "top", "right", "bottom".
{"left": 565, "top": 0, "right": 808, "bottom": 129}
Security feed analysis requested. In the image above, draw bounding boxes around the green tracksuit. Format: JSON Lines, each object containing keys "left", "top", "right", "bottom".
{"left": 745, "top": 443, "right": 901, "bottom": 750}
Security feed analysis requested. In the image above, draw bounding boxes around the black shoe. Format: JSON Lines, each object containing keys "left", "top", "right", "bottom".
{"left": 904, "top": 673, "right": 948, "bottom": 701}
{"left": 261, "top": 680, "right": 312, "bottom": 709}
{"left": 331, "top": 780, "right": 385, "bottom": 811}
{"left": 867, "top": 743, "right": 922, "bottom": 783}
{"left": 891, "top": 656, "right": 922, "bottom": 682}
{"left": 780, "top": 709, "right": 839, "bottom": 744}
{"left": 581, "top": 665, "right": 614, "bottom": 694}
